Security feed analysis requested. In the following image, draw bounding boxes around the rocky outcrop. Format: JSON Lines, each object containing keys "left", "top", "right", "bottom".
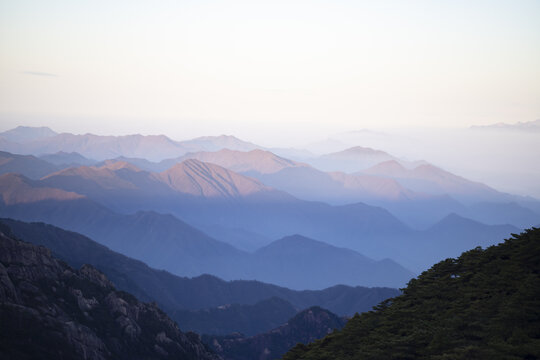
{"left": 0, "top": 226, "right": 220, "bottom": 360}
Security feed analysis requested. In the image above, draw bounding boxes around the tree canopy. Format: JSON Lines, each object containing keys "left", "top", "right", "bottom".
{"left": 284, "top": 228, "right": 540, "bottom": 360}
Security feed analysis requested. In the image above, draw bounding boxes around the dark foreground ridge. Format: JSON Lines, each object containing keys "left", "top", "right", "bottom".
{"left": 0, "top": 224, "right": 220, "bottom": 360}
{"left": 284, "top": 228, "right": 540, "bottom": 359}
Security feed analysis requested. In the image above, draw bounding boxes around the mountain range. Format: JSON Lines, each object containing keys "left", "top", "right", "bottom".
{"left": 1, "top": 125, "right": 538, "bottom": 359}
{"left": 205, "top": 306, "right": 347, "bottom": 360}
{"left": 0, "top": 126, "right": 261, "bottom": 161}
{"left": 360, "top": 160, "right": 504, "bottom": 203}
{"left": 305, "top": 146, "right": 403, "bottom": 173}
{"left": 0, "top": 218, "right": 400, "bottom": 334}
{"left": 0, "top": 127, "right": 536, "bottom": 271}
{"left": 79, "top": 147, "right": 538, "bottom": 230}
{"left": 0, "top": 151, "right": 524, "bottom": 272}
{"left": 0, "top": 150, "right": 60, "bottom": 179}
{"left": 470, "top": 119, "right": 540, "bottom": 132}
{"left": 1, "top": 126, "right": 537, "bottom": 224}
{"left": 0, "top": 182, "right": 413, "bottom": 288}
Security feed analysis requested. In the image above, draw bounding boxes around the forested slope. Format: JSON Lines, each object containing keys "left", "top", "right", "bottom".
{"left": 284, "top": 228, "right": 540, "bottom": 359}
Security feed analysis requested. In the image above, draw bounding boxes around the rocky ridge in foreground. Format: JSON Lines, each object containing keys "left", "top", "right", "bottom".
{"left": 0, "top": 223, "right": 220, "bottom": 360}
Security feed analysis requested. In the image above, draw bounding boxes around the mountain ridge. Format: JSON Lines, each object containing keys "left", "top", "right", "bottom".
{"left": 0, "top": 218, "right": 401, "bottom": 330}
{"left": 205, "top": 306, "right": 347, "bottom": 360}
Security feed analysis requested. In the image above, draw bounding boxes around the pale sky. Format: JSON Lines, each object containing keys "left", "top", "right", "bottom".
{"left": 0, "top": 0, "right": 539, "bottom": 144}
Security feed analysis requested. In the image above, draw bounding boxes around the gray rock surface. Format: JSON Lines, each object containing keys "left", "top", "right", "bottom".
{"left": 0, "top": 225, "right": 220, "bottom": 360}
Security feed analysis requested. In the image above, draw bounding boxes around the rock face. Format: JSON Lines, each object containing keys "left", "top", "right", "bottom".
{"left": 0, "top": 225, "right": 220, "bottom": 360}
{"left": 204, "top": 307, "right": 346, "bottom": 360}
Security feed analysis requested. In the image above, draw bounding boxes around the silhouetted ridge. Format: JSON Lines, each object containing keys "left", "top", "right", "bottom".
{"left": 205, "top": 306, "right": 346, "bottom": 360}
{"left": 0, "top": 219, "right": 401, "bottom": 336}
{"left": 0, "top": 151, "right": 59, "bottom": 179}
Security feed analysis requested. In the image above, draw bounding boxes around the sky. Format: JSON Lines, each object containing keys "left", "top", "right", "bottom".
{"left": 0, "top": 0, "right": 539, "bottom": 145}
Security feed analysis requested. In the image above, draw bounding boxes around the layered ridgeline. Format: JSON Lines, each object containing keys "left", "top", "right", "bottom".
{"left": 0, "top": 178, "right": 413, "bottom": 288}
{"left": 0, "top": 151, "right": 522, "bottom": 273}
{"left": 2, "top": 128, "right": 538, "bottom": 231}
{"left": 0, "top": 224, "right": 219, "bottom": 360}
{"left": 0, "top": 126, "right": 260, "bottom": 161}
{"left": 173, "top": 148, "right": 540, "bottom": 229}
{"left": 284, "top": 228, "right": 540, "bottom": 360}
{"left": 0, "top": 219, "right": 399, "bottom": 336}
{"left": 204, "top": 307, "right": 347, "bottom": 360}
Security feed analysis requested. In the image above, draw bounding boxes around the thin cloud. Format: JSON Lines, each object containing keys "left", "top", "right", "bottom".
{"left": 21, "top": 71, "right": 59, "bottom": 77}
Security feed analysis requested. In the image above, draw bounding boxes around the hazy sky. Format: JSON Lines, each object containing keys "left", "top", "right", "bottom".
{"left": 1, "top": 0, "right": 539, "bottom": 144}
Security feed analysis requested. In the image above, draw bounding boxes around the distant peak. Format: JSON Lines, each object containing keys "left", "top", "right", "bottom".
{"left": 160, "top": 158, "right": 272, "bottom": 198}
{"left": 413, "top": 163, "right": 440, "bottom": 171}
{"left": 262, "top": 234, "right": 336, "bottom": 250}
{"left": 99, "top": 160, "right": 142, "bottom": 172}
{"left": 279, "top": 234, "right": 313, "bottom": 242}
{"left": 434, "top": 213, "right": 479, "bottom": 227}
{"left": 13, "top": 125, "right": 54, "bottom": 131}
{"left": 324, "top": 146, "right": 392, "bottom": 158}
{"left": 0, "top": 172, "right": 30, "bottom": 182}
{"left": 191, "top": 134, "right": 243, "bottom": 141}
{"left": 0, "top": 126, "right": 58, "bottom": 143}
{"left": 470, "top": 119, "right": 540, "bottom": 131}
{"left": 342, "top": 146, "right": 385, "bottom": 154}
{"left": 348, "top": 145, "right": 377, "bottom": 151}
{"left": 371, "top": 160, "right": 406, "bottom": 170}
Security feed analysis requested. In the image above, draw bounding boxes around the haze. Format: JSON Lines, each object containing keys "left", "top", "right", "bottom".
{"left": 1, "top": 0, "right": 540, "bottom": 137}
{"left": 1, "top": 0, "right": 539, "bottom": 197}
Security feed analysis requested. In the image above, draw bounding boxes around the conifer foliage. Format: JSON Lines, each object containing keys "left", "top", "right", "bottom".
{"left": 284, "top": 228, "right": 540, "bottom": 359}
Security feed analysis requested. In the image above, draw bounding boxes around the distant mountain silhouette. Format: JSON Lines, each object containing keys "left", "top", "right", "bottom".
{"left": 0, "top": 126, "right": 263, "bottom": 161}
{"left": 403, "top": 213, "right": 520, "bottom": 271}
{"left": 177, "top": 149, "right": 304, "bottom": 174}
{"left": 466, "top": 201, "right": 540, "bottom": 228}
{"left": 470, "top": 119, "right": 540, "bottom": 132}
{"left": 357, "top": 160, "right": 540, "bottom": 228}
{"left": 110, "top": 149, "right": 304, "bottom": 174}
{"left": 15, "top": 156, "right": 415, "bottom": 256}
{"left": 179, "top": 135, "right": 261, "bottom": 153}
{"left": 0, "top": 125, "right": 57, "bottom": 143}
{"left": 41, "top": 158, "right": 291, "bottom": 205}
{"left": 159, "top": 159, "right": 275, "bottom": 198}
{"left": 173, "top": 149, "right": 417, "bottom": 203}
{"left": 0, "top": 179, "right": 413, "bottom": 289}
{"left": 166, "top": 150, "right": 540, "bottom": 229}
{"left": 39, "top": 151, "right": 97, "bottom": 167}
{"left": 205, "top": 306, "right": 347, "bottom": 360}
{"left": 3, "top": 127, "right": 533, "bottom": 230}
{"left": 174, "top": 297, "right": 298, "bottom": 336}
{"left": 307, "top": 146, "right": 399, "bottom": 173}
{"left": 0, "top": 151, "right": 59, "bottom": 179}
{"left": 0, "top": 173, "right": 83, "bottom": 205}
{"left": 251, "top": 235, "right": 414, "bottom": 289}
{"left": 0, "top": 181, "right": 248, "bottom": 280}
{"left": 0, "top": 218, "right": 400, "bottom": 334}
{"left": 361, "top": 160, "right": 502, "bottom": 203}
{"left": 1, "top": 169, "right": 519, "bottom": 274}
